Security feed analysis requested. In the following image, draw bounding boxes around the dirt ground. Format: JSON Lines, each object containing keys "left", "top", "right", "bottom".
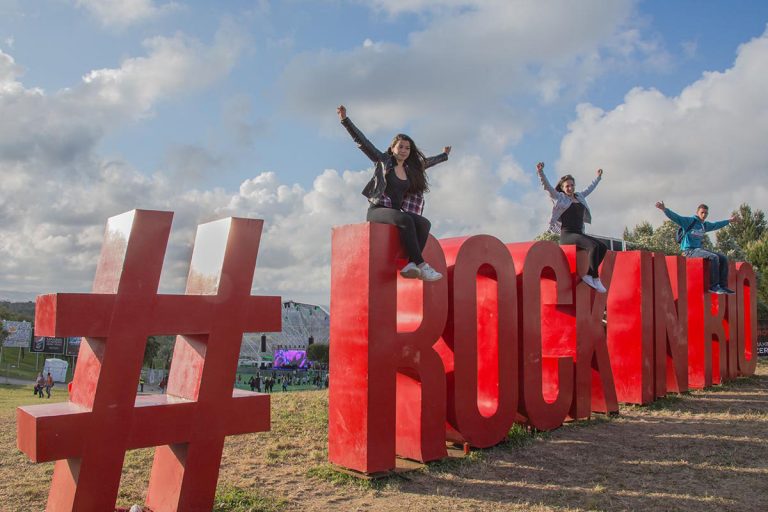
{"left": 0, "top": 359, "right": 766, "bottom": 511}
{"left": 224, "top": 358, "right": 768, "bottom": 512}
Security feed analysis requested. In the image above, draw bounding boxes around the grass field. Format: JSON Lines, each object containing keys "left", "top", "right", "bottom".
{"left": 0, "top": 359, "right": 765, "bottom": 512}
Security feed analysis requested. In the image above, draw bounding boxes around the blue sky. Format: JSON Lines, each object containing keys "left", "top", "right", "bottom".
{"left": 1, "top": 0, "right": 767, "bottom": 305}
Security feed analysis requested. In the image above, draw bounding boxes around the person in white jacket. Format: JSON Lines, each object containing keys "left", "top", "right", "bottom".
{"left": 537, "top": 161, "right": 607, "bottom": 293}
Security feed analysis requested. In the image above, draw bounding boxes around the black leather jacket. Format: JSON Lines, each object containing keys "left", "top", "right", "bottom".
{"left": 341, "top": 117, "right": 448, "bottom": 206}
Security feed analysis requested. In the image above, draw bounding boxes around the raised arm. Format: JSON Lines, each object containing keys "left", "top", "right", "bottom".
{"left": 704, "top": 219, "right": 731, "bottom": 232}
{"left": 337, "top": 105, "right": 384, "bottom": 163}
{"left": 656, "top": 201, "right": 687, "bottom": 227}
{"left": 424, "top": 146, "right": 450, "bottom": 169}
{"left": 536, "top": 162, "right": 558, "bottom": 199}
{"left": 580, "top": 168, "right": 603, "bottom": 197}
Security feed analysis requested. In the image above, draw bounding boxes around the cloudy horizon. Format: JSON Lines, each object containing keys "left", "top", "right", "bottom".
{"left": 1, "top": 1, "right": 767, "bottom": 306}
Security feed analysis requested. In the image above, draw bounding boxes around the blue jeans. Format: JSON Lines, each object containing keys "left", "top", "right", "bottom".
{"left": 683, "top": 248, "right": 729, "bottom": 289}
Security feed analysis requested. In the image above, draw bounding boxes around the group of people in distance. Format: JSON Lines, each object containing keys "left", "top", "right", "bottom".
{"left": 338, "top": 104, "right": 740, "bottom": 294}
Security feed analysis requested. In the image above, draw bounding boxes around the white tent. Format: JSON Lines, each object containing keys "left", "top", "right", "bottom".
{"left": 43, "top": 358, "right": 68, "bottom": 383}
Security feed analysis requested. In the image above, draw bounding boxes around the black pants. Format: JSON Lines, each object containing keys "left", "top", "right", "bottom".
{"left": 367, "top": 206, "right": 431, "bottom": 265}
{"left": 559, "top": 230, "right": 607, "bottom": 278}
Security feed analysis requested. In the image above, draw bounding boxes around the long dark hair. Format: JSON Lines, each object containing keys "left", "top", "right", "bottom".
{"left": 387, "top": 133, "right": 429, "bottom": 194}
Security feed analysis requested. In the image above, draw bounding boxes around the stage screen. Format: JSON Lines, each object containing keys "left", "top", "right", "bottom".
{"left": 273, "top": 349, "right": 309, "bottom": 369}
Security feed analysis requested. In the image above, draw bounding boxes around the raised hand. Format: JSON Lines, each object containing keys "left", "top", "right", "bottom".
{"left": 337, "top": 105, "right": 347, "bottom": 121}
{"left": 443, "top": 146, "right": 452, "bottom": 155}
{"left": 597, "top": 168, "right": 603, "bottom": 177}
{"left": 655, "top": 201, "right": 665, "bottom": 210}
{"left": 730, "top": 214, "right": 741, "bottom": 223}
{"left": 536, "top": 162, "right": 544, "bottom": 173}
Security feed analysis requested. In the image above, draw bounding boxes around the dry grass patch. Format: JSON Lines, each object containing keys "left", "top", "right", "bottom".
{"left": 0, "top": 359, "right": 765, "bottom": 511}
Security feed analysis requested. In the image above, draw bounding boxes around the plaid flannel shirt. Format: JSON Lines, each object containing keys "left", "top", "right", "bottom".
{"left": 341, "top": 116, "right": 446, "bottom": 217}
{"left": 371, "top": 191, "right": 425, "bottom": 215}
{"left": 369, "top": 163, "right": 426, "bottom": 215}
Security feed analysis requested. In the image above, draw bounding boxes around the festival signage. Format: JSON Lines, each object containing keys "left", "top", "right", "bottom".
{"left": 65, "top": 337, "right": 81, "bottom": 356}
{"left": 758, "top": 321, "right": 768, "bottom": 357}
{"left": 30, "top": 337, "right": 66, "bottom": 354}
{"left": 2, "top": 320, "right": 32, "bottom": 348}
{"left": 329, "top": 223, "right": 760, "bottom": 474}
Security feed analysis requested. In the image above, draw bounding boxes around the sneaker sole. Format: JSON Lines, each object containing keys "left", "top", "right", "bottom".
{"left": 400, "top": 268, "right": 422, "bottom": 279}
{"left": 420, "top": 274, "right": 443, "bottom": 282}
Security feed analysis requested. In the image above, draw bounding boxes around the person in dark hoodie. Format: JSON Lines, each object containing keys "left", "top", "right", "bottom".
{"left": 338, "top": 105, "right": 451, "bottom": 281}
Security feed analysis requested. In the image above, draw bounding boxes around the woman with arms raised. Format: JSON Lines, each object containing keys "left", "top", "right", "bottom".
{"left": 537, "top": 161, "right": 607, "bottom": 293}
{"left": 338, "top": 104, "right": 451, "bottom": 281}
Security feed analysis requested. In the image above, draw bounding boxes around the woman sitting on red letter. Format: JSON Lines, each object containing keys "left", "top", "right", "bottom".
{"left": 536, "top": 161, "right": 607, "bottom": 293}
{"left": 338, "top": 105, "right": 451, "bottom": 281}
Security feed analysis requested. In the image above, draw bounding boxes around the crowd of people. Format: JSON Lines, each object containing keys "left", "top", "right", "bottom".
{"left": 236, "top": 370, "right": 329, "bottom": 393}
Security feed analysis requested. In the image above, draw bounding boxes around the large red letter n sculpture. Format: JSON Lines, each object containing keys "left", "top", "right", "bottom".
{"left": 16, "top": 210, "right": 280, "bottom": 511}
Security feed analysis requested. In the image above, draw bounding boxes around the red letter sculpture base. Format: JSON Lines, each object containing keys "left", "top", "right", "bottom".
{"left": 16, "top": 210, "right": 281, "bottom": 512}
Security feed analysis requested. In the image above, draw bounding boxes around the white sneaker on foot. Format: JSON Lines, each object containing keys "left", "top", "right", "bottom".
{"left": 593, "top": 277, "right": 607, "bottom": 293}
{"left": 400, "top": 262, "right": 422, "bottom": 279}
{"left": 581, "top": 275, "right": 597, "bottom": 289}
{"left": 418, "top": 262, "right": 443, "bottom": 282}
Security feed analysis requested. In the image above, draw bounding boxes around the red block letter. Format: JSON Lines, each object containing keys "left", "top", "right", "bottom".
{"left": 654, "top": 254, "right": 689, "bottom": 396}
{"left": 440, "top": 235, "right": 518, "bottom": 448}
{"left": 509, "top": 242, "right": 574, "bottom": 431}
{"left": 328, "top": 223, "right": 448, "bottom": 473}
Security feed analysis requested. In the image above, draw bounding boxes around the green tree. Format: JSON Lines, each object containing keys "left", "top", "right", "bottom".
{"left": 307, "top": 343, "right": 329, "bottom": 364}
{"left": 715, "top": 203, "right": 766, "bottom": 260}
{"left": 534, "top": 231, "right": 559, "bottom": 243}
{"left": 623, "top": 220, "right": 683, "bottom": 254}
{"left": 152, "top": 335, "right": 177, "bottom": 369}
{"left": 144, "top": 336, "right": 160, "bottom": 368}
{"left": 744, "top": 235, "right": 768, "bottom": 320}
{"left": 625, "top": 218, "right": 715, "bottom": 254}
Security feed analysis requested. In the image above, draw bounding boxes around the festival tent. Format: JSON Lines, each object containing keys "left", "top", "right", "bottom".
{"left": 42, "top": 358, "right": 68, "bottom": 383}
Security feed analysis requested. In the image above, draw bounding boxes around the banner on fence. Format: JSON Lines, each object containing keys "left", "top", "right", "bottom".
{"left": 2, "top": 320, "right": 32, "bottom": 348}
{"left": 30, "top": 337, "right": 66, "bottom": 355}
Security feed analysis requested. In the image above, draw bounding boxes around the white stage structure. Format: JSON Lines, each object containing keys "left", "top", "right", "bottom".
{"left": 240, "top": 300, "right": 329, "bottom": 365}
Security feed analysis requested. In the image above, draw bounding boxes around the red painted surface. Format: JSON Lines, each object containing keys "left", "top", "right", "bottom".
{"left": 509, "top": 241, "right": 574, "bottom": 430}
{"left": 606, "top": 251, "right": 654, "bottom": 404}
{"left": 329, "top": 224, "right": 766, "bottom": 473}
{"left": 736, "top": 262, "right": 758, "bottom": 376}
{"left": 328, "top": 223, "right": 447, "bottom": 474}
{"left": 653, "top": 255, "right": 689, "bottom": 396}
{"left": 16, "top": 210, "right": 280, "bottom": 512}
{"left": 439, "top": 235, "right": 518, "bottom": 448}
{"left": 573, "top": 250, "right": 618, "bottom": 418}
{"left": 686, "top": 258, "right": 712, "bottom": 389}
{"left": 724, "top": 261, "right": 740, "bottom": 380}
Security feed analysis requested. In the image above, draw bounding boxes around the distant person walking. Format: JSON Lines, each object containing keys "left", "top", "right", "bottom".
{"left": 536, "top": 162, "right": 608, "bottom": 293}
{"left": 35, "top": 373, "right": 45, "bottom": 398}
{"left": 655, "top": 201, "right": 740, "bottom": 294}
{"left": 45, "top": 372, "right": 54, "bottom": 398}
{"left": 338, "top": 104, "right": 451, "bottom": 281}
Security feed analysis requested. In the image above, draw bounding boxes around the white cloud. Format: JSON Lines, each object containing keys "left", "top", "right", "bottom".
{"left": 74, "top": 0, "right": 179, "bottom": 28}
{"left": 558, "top": 28, "right": 768, "bottom": 238}
{"left": 0, "top": 29, "right": 248, "bottom": 298}
{"left": 280, "top": 0, "right": 662, "bottom": 159}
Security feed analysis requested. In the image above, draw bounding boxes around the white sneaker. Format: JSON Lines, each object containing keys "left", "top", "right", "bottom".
{"left": 400, "top": 262, "right": 422, "bottom": 279}
{"left": 593, "top": 277, "right": 607, "bottom": 294}
{"left": 418, "top": 262, "right": 443, "bottom": 282}
{"left": 581, "top": 275, "right": 597, "bottom": 289}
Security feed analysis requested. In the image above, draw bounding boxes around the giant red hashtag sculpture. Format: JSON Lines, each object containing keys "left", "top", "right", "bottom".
{"left": 16, "top": 210, "right": 280, "bottom": 511}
